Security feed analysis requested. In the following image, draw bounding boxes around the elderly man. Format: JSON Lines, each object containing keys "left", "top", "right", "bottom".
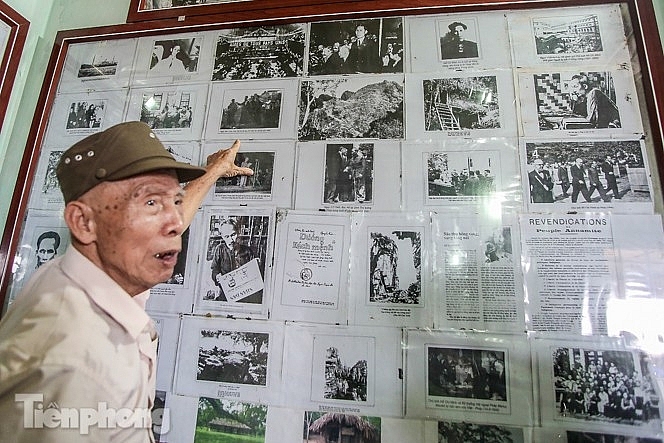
{"left": 0, "top": 121, "right": 252, "bottom": 442}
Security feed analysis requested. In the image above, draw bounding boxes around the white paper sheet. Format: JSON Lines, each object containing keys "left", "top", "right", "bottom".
{"left": 508, "top": 4, "right": 630, "bottom": 68}
{"left": 132, "top": 30, "right": 216, "bottom": 86}
{"left": 532, "top": 335, "right": 663, "bottom": 435}
{"left": 148, "top": 312, "right": 181, "bottom": 392}
{"left": 174, "top": 316, "right": 284, "bottom": 404}
{"left": 349, "top": 211, "right": 432, "bottom": 327}
{"left": 517, "top": 66, "right": 643, "bottom": 137}
{"left": 404, "top": 329, "right": 533, "bottom": 426}
{"left": 520, "top": 138, "right": 654, "bottom": 214}
{"left": 401, "top": 138, "right": 521, "bottom": 210}
{"left": 294, "top": 140, "right": 402, "bottom": 212}
{"left": 124, "top": 83, "right": 208, "bottom": 141}
{"left": 271, "top": 210, "right": 351, "bottom": 325}
{"left": 58, "top": 38, "right": 139, "bottom": 93}
{"left": 193, "top": 206, "right": 275, "bottom": 318}
{"left": 431, "top": 209, "right": 525, "bottom": 333}
{"left": 404, "top": 70, "right": 518, "bottom": 141}
{"left": 407, "top": 11, "right": 513, "bottom": 73}
{"left": 282, "top": 323, "right": 403, "bottom": 417}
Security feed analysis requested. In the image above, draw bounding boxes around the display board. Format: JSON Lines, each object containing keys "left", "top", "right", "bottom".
{"left": 2, "top": 0, "right": 664, "bottom": 441}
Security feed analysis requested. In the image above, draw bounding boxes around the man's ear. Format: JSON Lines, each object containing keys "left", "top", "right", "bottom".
{"left": 63, "top": 201, "right": 96, "bottom": 245}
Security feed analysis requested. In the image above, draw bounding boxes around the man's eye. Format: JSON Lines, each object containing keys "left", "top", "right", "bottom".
{"left": 146, "top": 199, "right": 156, "bottom": 206}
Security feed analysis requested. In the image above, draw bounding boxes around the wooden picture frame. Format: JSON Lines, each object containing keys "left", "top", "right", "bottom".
{"left": 0, "top": 1, "right": 28, "bottom": 129}
{"left": 1, "top": 0, "right": 663, "bottom": 315}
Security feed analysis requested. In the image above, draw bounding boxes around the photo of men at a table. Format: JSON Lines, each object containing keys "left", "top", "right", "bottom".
{"left": 534, "top": 71, "right": 621, "bottom": 131}
{"left": 428, "top": 346, "right": 507, "bottom": 401}
{"left": 524, "top": 140, "right": 651, "bottom": 204}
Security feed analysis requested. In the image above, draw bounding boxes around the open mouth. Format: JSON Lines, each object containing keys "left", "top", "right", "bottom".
{"left": 155, "top": 250, "right": 179, "bottom": 262}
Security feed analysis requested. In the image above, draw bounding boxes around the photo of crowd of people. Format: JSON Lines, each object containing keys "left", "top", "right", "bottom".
{"left": 220, "top": 90, "right": 282, "bottom": 130}
{"left": 428, "top": 347, "right": 507, "bottom": 402}
{"left": 323, "top": 143, "right": 374, "bottom": 204}
{"left": 139, "top": 91, "right": 193, "bottom": 129}
{"left": 66, "top": 100, "right": 105, "bottom": 129}
{"left": 212, "top": 25, "right": 304, "bottom": 80}
{"left": 525, "top": 140, "right": 650, "bottom": 204}
{"left": 552, "top": 347, "right": 660, "bottom": 426}
{"left": 533, "top": 14, "right": 603, "bottom": 55}
{"left": 428, "top": 151, "right": 497, "bottom": 197}
{"left": 309, "top": 18, "right": 403, "bottom": 75}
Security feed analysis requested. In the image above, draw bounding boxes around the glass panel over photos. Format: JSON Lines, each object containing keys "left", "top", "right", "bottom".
{"left": 5, "top": 2, "right": 664, "bottom": 442}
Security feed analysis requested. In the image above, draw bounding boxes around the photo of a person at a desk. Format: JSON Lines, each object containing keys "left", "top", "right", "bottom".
{"left": 563, "top": 74, "right": 621, "bottom": 130}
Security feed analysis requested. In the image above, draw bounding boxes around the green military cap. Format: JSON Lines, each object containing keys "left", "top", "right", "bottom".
{"left": 56, "top": 121, "right": 206, "bottom": 203}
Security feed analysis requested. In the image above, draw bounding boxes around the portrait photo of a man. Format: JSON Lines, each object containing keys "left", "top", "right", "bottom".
{"left": 439, "top": 20, "right": 479, "bottom": 60}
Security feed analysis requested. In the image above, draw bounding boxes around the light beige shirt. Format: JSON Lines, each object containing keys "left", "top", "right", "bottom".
{"left": 0, "top": 247, "right": 157, "bottom": 442}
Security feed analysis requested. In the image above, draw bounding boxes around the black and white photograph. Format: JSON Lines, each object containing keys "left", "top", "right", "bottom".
{"left": 149, "top": 37, "right": 201, "bottom": 75}
{"left": 282, "top": 324, "right": 402, "bottom": 416}
{"left": 522, "top": 139, "right": 653, "bottom": 213}
{"left": 202, "top": 140, "right": 295, "bottom": 207}
{"left": 427, "top": 347, "right": 508, "bottom": 402}
{"left": 58, "top": 39, "right": 138, "bottom": 92}
{"left": 175, "top": 317, "right": 283, "bottom": 402}
{"left": 517, "top": 68, "right": 643, "bottom": 136}
{"left": 405, "top": 71, "right": 518, "bottom": 140}
{"left": 427, "top": 150, "right": 499, "bottom": 199}
{"left": 294, "top": 140, "right": 401, "bottom": 212}
{"left": 27, "top": 146, "right": 65, "bottom": 210}
{"left": 220, "top": 89, "right": 281, "bottom": 130}
{"left": 308, "top": 17, "right": 403, "bottom": 75}
{"left": 368, "top": 228, "right": 421, "bottom": 305}
{"left": 205, "top": 79, "right": 298, "bottom": 140}
{"left": 215, "top": 151, "right": 275, "bottom": 196}
{"left": 197, "top": 328, "right": 269, "bottom": 386}
{"left": 7, "top": 210, "right": 70, "bottom": 306}
{"left": 195, "top": 397, "right": 267, "bottom": 442}
{"left": 405, "top": 330, "right": 531, "bottom": 424}
{"left": 423, "top": 76, "right": 499, "bottom": 132}
{"left": 126, "top": 83, "right": 208, "bottom": 140}
{"left": 438, "top": 421, "right": 525, "bottom": 443}
{"left": 323, "top": 143, "right": 374, "bottom": 205}
{"left": 350, "top": 213, "right": 431, "bottom": 327}
{"left": 532, "top": 14, "right": 603, "bottom": 55}
{"left": 312, "top": 334, "right": 373, "bottom": 403}
{"left": 438, "top": 18, "right": 480, "bottom": 60}
{"left": 201, "top": 214, "right": 269, "bottom": 304}
{"left": 551, "top": 346, "right": 661, "bottom": 428}
{"left": 407, "top": 12, "right": 512, "bottom": 73}
{"left": 65, "top": 99, "right": 106, "bottom": 130}
{"left": 298, "top": 75, "right": 404, "bottom": 141}
{"left": 195, "top": 207, "right": 274, "bottom": 318}
{"left": 212, "top": 24, "right": 305, "bottom": 80}
{"left": 43, "top": 90, "right": 126, "bottom": 144}
{"left": 508, "top": 4, "right": 630, "bottom": 66}
{"left": 304, "top": 411, "right": 381, "bottom": 443}
{"left": 401, "top": 139, "right": 520, "bottom": 209}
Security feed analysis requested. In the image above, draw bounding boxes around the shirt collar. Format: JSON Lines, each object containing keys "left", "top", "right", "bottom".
{"left": 60, "top": 247, "right": 152, "bottom": 339}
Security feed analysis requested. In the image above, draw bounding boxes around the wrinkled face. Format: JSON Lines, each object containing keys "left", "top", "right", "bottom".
{"left": 37, "top": 237, "right": 57, "bottom": 265}
{"left": 219, "top": 222, "right": 238, "bottom": 248}
{"left": 86, "top": 171, "right": 185, "bottom": 295}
